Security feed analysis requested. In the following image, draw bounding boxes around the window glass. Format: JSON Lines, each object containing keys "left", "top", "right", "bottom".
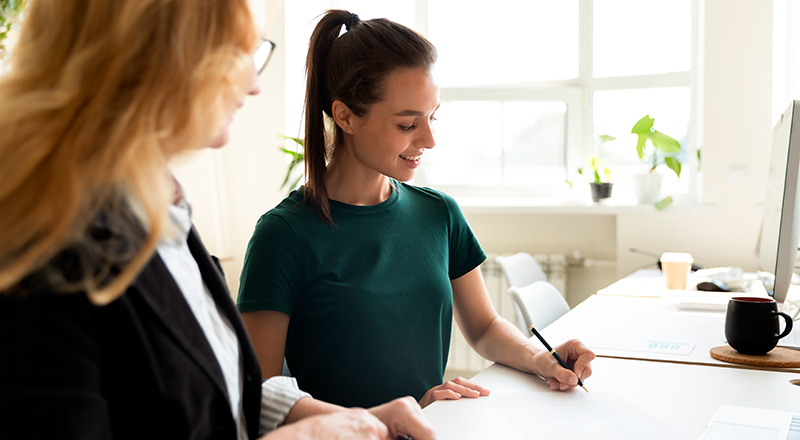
{"left": 333, "top": 0, "right": 416, "bottom": 28}
{"left": 428, "top": 0, "right": 579, "bottom": 86}
{"left": 502, "top": 102, "right": 567, "bottom": 185}
{"left": 593, "top": 0, "right": 692, "bottom": 77}
{"left": 417, "top": 101, "right": 567, "bottom": 186}
{"left": 418, "top": 101, "right": 503, "bottom": 186}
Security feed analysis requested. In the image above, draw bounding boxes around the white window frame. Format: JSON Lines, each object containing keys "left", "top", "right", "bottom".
{"left": 413, "top": 0, "right": 701, "bottom": 205}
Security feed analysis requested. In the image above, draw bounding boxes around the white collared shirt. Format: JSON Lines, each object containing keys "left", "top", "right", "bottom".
{"left": 156, "top": 184, "right": 309, "bottom": 437}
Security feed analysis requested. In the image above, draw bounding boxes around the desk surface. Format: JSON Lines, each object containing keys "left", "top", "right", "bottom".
{"left": 423, "top": 271, "right": 800, "bottom": 439}
{"left": 541, "top": 293, "right": 800, "bottom": 372}
{"left": 424, "top": 356, "right": 800, "bottom": 439}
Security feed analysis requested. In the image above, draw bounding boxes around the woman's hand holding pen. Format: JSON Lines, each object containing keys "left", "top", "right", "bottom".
{"left": 418, "top": 376, "right": 491, "bottom": 408}
{"left": 534, "top": 339, "right": 595, "bottom": 391}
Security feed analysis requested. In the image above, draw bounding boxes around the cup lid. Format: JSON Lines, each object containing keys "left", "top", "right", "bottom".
{"left": 660, "top": 252, "right": 694, "bottom": 263}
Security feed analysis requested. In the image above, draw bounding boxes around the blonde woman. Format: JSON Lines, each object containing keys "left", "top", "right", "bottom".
{"left": 0, "top": 1, "right": 433, "bottom": 439}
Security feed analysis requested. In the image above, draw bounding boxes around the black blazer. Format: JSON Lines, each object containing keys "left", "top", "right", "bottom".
{"left": 0, "top": 228, "right": 263, "bottom": 440}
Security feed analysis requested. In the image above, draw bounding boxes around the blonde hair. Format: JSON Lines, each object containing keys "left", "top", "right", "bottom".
{"left": 0, "top": 0, "right": 258, "bottom": 303}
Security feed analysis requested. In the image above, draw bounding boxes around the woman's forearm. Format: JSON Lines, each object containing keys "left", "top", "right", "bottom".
{"left": 283, "top": 397, "right": 345, "bottom": 425}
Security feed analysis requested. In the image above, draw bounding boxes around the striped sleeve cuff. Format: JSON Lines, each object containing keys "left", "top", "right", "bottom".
{"left": 260, "top": 376, "right": 312, "bottom": 434}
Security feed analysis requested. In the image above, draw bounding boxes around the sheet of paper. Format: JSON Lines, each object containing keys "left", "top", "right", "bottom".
{"left": 699, "top": 405, "right": 792, "bottom": 440}
{"left": 425, "top": 398, "right": 522, "bottom": 440}
{"left": 487, "top": 391, "right": 690, "bottom": 440}
{"left": 588, "top": 336, "right": 698, "bottom": 355}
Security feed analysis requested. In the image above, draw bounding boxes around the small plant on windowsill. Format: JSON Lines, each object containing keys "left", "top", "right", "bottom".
{"left": 578, "top": 154, "right": 613, "bottom": 204}
{"left": 630, "top": 115, "right": 684, "bottom": 209}
{"left": 279, "top": 135, "right": 304, "bottom": 196}
{"left": 576, "top": 134, "right": 615, "bottom": 203}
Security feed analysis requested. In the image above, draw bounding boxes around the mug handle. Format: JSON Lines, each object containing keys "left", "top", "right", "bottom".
{"left": 773, "top": 311, "right": 795, "bottom": 340}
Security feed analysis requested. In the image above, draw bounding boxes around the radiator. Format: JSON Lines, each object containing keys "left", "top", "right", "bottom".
{"left": 445, "top": 253, "right": 568, "bottom": 377}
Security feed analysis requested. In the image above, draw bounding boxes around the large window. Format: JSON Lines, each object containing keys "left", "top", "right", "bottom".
{"left": 285, "top": 0, "right": 699, "bottom": 204}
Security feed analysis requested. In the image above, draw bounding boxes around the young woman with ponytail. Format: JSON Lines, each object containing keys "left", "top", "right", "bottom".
{"left": 0, "top": 2, "right": 433, "bottom": 439}
{"left": 238, "top": 10, "right": 596, "bottom": 410}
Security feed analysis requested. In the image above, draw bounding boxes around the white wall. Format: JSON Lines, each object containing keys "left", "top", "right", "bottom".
{"left": 178, "top": 0, "right": 778, "bottom": 302}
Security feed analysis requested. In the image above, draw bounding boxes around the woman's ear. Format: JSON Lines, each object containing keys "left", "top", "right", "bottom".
{"left": 331, "top": 100, "right": 355, "bottom": 134}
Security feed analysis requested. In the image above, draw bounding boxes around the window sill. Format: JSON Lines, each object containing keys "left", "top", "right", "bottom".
{"left": 454, "top": 196, "right": 719, "bottom": 215}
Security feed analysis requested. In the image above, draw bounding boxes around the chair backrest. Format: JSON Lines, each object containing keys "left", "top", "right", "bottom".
{"left": 495, "top": 252, "right": 548, "bottom": 288}
{"left": 507, "top": 281, "right": 570, "bottom": 333}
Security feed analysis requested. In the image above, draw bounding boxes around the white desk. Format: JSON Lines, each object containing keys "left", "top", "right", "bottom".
{"left": 541, "top": 293, "right": 800, "bottom": 372}
{"left": 423, "top": 272, "right": 800, "bottom": 439}
{"left": 424, "top": 357, "right": 800, "bottom": 440}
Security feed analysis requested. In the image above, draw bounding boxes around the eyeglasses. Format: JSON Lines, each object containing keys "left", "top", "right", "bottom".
{"left": 253, "top": 39, "right": 276, "bottom": 75}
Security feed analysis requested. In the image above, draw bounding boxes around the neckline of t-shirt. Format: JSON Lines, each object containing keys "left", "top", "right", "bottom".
{"left": 328, "top": 180, "right": 401, "bottom": 214}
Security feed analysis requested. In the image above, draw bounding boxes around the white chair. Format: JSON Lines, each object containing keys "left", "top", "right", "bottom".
{"left": 495, "top": 252, "right": 548, "bottom": 288}
{"left": 507, "top": 281, "right": 571, "bottom": 334}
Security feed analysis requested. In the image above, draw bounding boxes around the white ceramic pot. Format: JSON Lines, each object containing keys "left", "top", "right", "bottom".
{"left": 631, "top": 172, "right": 663, "bottom": 204}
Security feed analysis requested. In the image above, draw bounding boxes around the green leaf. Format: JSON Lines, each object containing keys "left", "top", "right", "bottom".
{"left": 589, "top": 157, "right": 603, "bottom": 183}
{"left": 664, "top": 156, "right": 682, "bottom": 177}
{"left": 631, "top": 115, "right": 654, "bottom": 135}
{"left": 635, "top": 135, "right": 648, "bottom": 160}
{"left": 278, "top": 137, "right": 305, "bottom": 192}
{"left": 651, "top": 130, "right": 681, "bottom": 153}
{"left": 280, "top": 159, "right": 299, "bottom": 188}
{"left": 654, "top": 196, "right": 673, "bottom": 210}
{"left": 599, "top": 134, "right": 616, "bottom": 143}
{"left": 279, "top": 147, "right": 304, "bottom": 160}
{"left": 696, "top": 149, "right": 702, "bottom": 171}
{"left": 279, "top": 135, "right": 304, "bottom": 147}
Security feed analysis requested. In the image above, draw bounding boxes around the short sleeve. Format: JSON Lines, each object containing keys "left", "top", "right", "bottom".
{"left": 441, "top": 193, "right": 486, "bottom": 280}
{"left": 237, "top": 213, "right": 304, "bottom": 316}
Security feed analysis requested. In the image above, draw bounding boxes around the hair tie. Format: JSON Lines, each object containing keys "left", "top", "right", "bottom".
{"left": 345, "top": 13, "right": 360, "bottom": 31}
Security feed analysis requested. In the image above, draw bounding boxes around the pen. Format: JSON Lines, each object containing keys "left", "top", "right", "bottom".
{"left": 529, "top": 324, "right": 588, "bottom": 393}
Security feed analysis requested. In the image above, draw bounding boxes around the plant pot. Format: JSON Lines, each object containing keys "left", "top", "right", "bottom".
{"left": 590, "top": 182, "right": 613, "bottom": 203}
{"left": 631, "top": 172, "right": 663, "bottom": 205}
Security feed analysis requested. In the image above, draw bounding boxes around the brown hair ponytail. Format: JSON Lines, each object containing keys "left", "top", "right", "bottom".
{"left": 303, "top": 10, "right": 437, "bottom": 223}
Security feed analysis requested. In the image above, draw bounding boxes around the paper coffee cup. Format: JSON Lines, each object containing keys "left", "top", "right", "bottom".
{"left": 661, "top": 252, "right": 693, "bottom": 290}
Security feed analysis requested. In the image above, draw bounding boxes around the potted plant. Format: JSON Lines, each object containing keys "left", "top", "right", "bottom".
{"left": 630, "top": 115, "right": 683, "bottom": 206}
{"left": 578, "top": 155, "right": 613, "bottom": 203}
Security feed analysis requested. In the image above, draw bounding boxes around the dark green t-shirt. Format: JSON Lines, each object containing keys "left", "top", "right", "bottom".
{"left": 237, "top": 182, "right": 486, "bottom": 408}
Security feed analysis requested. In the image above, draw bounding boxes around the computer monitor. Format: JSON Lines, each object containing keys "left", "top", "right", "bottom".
{"left": 758, "top": 100, "right": 800, "bottom": 304}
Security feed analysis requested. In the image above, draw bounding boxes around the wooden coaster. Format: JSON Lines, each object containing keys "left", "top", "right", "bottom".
{"left": 710, "top": 345, "right": 800, "bottom": 368}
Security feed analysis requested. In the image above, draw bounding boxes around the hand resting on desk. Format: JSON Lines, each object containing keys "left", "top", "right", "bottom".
{"left": 533, "top": 339, "right": 595, "bottom": 391}
{"left": 418, "top": 376, "right": 491, "bottom": 408}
